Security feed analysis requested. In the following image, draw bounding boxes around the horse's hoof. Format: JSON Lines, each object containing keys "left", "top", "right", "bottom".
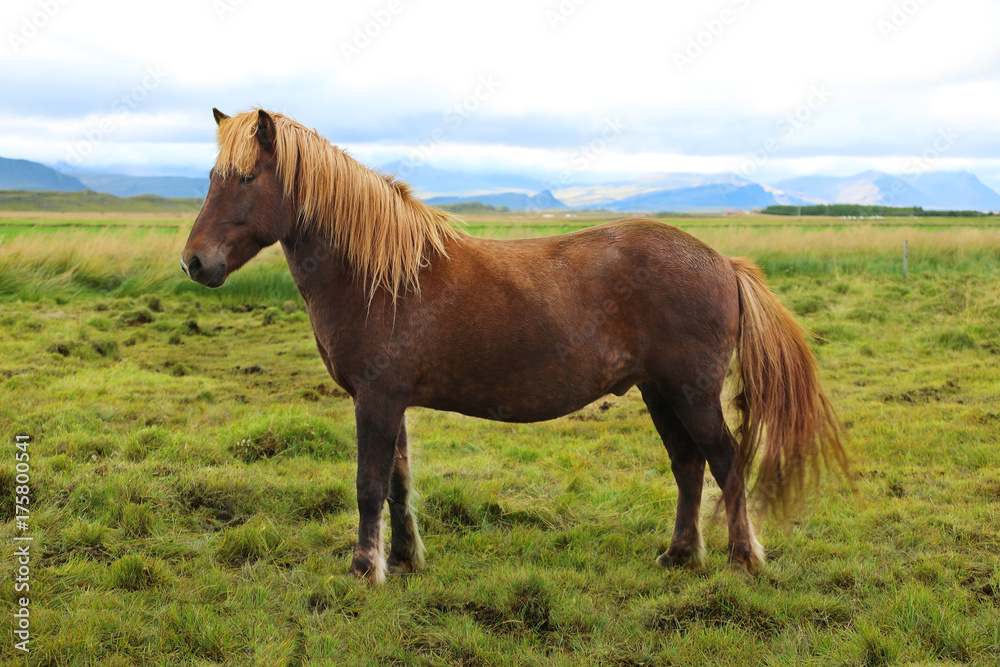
{"left": 727, "top": 541, "right": 766, "bottom": 577}
{"left": 656, "top": 543, "right": 706, "bottom": 570}
{"left": 387, "top": 538, "right": 426, "bottom": 575}
{"left": 349, "top": 558, "right": 386, "bottom": 585}
{"left": 726, "top": 561, "right": 758, "bottom": 581}
{"left": 386, "top": 558, "right": 417, "bottom": 575}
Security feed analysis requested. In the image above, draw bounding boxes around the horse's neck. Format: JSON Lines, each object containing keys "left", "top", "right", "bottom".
{"left": 279, "top": 225, "right": 368, "bottom": 326}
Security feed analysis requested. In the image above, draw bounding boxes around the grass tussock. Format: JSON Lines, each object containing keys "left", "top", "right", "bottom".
{"left": 214, "top": 517, "right": 288, "bottom": 566}
{"left": 226, "top": 408, "right": 354, "bottom": 463}
{"left": 108, "top": 553, "right": 168, "bottom": 591}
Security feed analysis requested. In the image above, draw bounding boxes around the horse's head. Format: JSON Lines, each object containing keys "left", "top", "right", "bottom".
{"left": 181, "top": 108, "right": 295, "bottom": 287}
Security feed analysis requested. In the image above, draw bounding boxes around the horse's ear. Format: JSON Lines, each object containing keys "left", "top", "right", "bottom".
{"left": 256, "top": 109, "right": 276, "bottom": 152}
{"left": 212, "top": 108, "right": 229, "bottom": 126}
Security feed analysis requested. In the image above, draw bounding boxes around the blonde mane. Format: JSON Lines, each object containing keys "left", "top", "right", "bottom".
{"left": 213, "top": 109, "right": 460, "bottom": 301}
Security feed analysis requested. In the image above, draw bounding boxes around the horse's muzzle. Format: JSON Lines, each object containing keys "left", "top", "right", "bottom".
{"left": 181, "top": 253, "right": 226, "bottom": 288}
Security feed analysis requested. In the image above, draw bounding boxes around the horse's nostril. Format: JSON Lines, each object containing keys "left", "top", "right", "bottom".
{"left": 188, "top": 254, "right": 203, "bottom": 275}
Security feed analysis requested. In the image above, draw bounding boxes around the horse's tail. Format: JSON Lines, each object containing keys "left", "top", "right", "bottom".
{"left": 729, "top": 257, "right": 849, "bottom": 518}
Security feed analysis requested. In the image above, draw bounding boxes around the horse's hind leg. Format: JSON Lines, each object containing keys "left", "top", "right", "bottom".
{"left": 386, "top": 422, "right": 426, "bottom": 574}
{"left": 639, "top": 381, "right": 707, "bottom": 570}
{"left": 668, "top": 392, "right": 765, "bottom": 575}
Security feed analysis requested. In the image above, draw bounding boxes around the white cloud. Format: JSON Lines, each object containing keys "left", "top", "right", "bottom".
{"left": 3, "top": 0, "right": 1000, "bottom": 185}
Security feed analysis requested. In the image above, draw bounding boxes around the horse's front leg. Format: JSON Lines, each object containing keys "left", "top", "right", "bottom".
{"left": 350, "top": 397, "right": 405, "bottom": 585}
{"left": 387, "top": 422, "right": 426, "bottom": 574}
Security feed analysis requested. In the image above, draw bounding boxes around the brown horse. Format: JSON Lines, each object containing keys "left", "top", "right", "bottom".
{"left": 181, "top": 108, "right": 847, "bottom": 584}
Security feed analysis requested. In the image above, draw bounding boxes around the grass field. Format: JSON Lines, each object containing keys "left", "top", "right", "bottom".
{"left": 0, "top": 209, "right": 998, "bottom": 665}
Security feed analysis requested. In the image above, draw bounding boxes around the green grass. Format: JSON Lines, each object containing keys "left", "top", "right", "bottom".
{"left": 0, "top": 216, "right": 998, "bottom": 665}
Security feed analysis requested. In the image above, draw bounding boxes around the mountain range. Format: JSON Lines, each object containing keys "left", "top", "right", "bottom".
{"left": 3, "top": 155, "right": 1000, "bottom": 212}
{"left": 427, "top": 190, "right": 566, "bottom": 211}
{"left": 73, "top": 173, "right": 210, "bottom": 198}
{"left": 0, "top": 157, "right": 87, "bottom": 191}
{"left": 771, "top": 170, "right": 1000, "bottom": 211}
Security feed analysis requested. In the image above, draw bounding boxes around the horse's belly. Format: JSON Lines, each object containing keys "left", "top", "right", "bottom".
{"left": 413, "top": 356, "right": 641, "bottom": 423}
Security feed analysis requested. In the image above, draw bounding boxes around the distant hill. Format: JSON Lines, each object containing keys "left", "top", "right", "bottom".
{"left": 773, "top": 170, "right": 1000, "bottom": 210}
{"left": 74, "top": 173, "right": 210, "bottom": 198}
{"left": 553, "top": 172, "right": 749, "bottom": 209}
{"left": 601, "top": 182, "right": 777, "bottom": 212}
{"left": 774, "top": 171, "right": 928, "bottom": 206}
{"left": 0, "top": 157, "right": 87, "bottom": 192}
{"left": 907, "top": 171, "right": 1000, "bottom": 210}
{"left": 427, "top": 190, "right": 566, "bottom": 210}
{"left": 0, "top": 189, "right": 203, "bottom": 214}
{"left": 0, "top": 156, "right": 208, "bottom": 198}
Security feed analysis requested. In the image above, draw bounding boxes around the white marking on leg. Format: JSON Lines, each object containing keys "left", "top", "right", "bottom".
{"left": 369, "top": 515, "right": 387, "bottom": 584}
{"left": 691, "top": 512, "right": 706, "bottom": 568}
{"left": 747, "top": 517, "right": 766, "bottom": 574}
{"left": 691, "top": 537, "right": 707, "bottom": 569}
{"left": 369, "top": 557, "right": 386, "bottom": 585}
{"left": 408, "top": 514, "right": 426, "bottom": 570}
{"left": 404, "top": 467, "right": 426, "bottom": 570}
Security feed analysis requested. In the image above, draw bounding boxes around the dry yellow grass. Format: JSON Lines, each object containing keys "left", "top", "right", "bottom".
{"left": 0, "top": 210, "right": 195, "bottom": 222}
{"left": 690, "top": 224, "right": 1000, "bottom": 256}
{"left": 0, "top": 229, "right": 284, "bottom": 272}
{"left": 3, "top": 219, "right": 998, "bottom": 277}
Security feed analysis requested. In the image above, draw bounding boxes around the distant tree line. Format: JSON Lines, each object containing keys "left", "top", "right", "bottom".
{"left": 438, "top": 202, "right": 510, "bottom": 213}
{"left": 762, "top": 204, "right": 996, "bottom": 217}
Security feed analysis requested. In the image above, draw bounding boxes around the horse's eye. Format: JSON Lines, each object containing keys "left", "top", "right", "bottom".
{"left": 238, "top": 174, "right": 256, "bottom": 186}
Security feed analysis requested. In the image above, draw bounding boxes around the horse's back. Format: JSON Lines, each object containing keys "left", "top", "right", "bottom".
{"left": 448, "top": 218, "right": 733, "bottom": 290}
{"left": 444, "top": 218, "right": 739, "bottom": 337}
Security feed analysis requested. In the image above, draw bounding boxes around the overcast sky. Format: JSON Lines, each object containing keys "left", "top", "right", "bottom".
{"left": 3, "top": 0, "right": 1000, "bottom": 188}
